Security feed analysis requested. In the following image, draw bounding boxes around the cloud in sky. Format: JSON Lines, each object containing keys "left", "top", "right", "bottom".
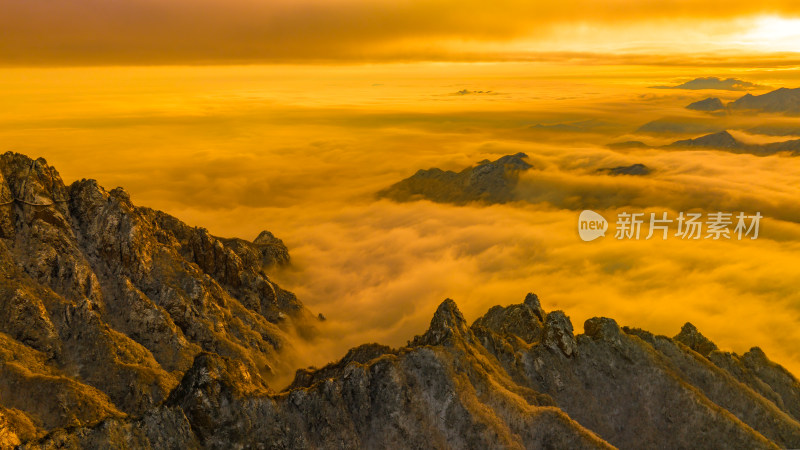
{"left": 4, "top": 0, "right": 800, "bottom": 65}
{"left": 3, "top": 64, "right": 800, "bottom": 381}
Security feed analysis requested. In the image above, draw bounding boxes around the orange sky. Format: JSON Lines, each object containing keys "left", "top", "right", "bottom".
{"left": 3, "top": 0, "right": 800, "bottom": 65}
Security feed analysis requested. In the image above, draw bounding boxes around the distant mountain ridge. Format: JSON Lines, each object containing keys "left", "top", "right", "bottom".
{"left": 686, "top": 97, "right": 724, "bottom": 111}
{"left": 652, "top": 77, "right": 763, "bottom": 91}
{"left": 678, "top": 87, "right": 800, "bottom": 116}
{"left": 667, "top": 130, "right": 800, "bottom": 156}
{"left": 729, "top": 87, "right": 800, "bottom": 114}
{"left": 609, "top": 131, "right": 800, "bottom": 156}
{"left": 378, "top": 153, "right": 533, "bottom": 204}
{"left": 597, "top": 163, "right": 651, "bottom": 176}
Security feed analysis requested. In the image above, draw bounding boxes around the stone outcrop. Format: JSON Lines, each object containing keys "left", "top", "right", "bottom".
{"left": 0, "top": 152, "right": 316, "bottom": 443}
{"left": 19, "top": 291, "right": 800, "bottom": 449}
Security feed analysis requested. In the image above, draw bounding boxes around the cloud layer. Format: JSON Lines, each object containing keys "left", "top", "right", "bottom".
{"left": 4, "top": 0, "right": 800, "bottom": 64}
{"left": 2, "top": 64, "right": 800, "bottom": 380}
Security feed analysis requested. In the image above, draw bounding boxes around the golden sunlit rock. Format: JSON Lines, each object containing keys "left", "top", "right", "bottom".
{"left": 2, "top": 1, "right": 800, "bottom": 448}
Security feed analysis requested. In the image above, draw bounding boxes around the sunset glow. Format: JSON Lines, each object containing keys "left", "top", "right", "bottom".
{"left": 2, "top": 2, "right": 800, "bottom": 445}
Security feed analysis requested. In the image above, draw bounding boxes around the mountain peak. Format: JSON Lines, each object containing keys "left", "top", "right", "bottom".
{"left": 542, "top": 311, "right": 577, "bottom": 357}
{"left": 472, "top": 293, "right": 546, "bottom": 343}
{"left": 686, "top": 97, "right": 724, "bottom": 111}
{"left": 729, "top": 87, "right": 800, "bottom": 113}
{"left": 378, "top": 153, "right": 533, "bottom": 205}
{"left": 0, "top": 152, "right": 315, "bottom": 442}
{"left": 674, "top": 322, "right": 719, "bottom": 356}
{"left": 667, "top": 130, "right": 741, "bottom": 150}
{"left": 523, "top": 292, "right": 545, "bottom": 320}
{"left": 412, "top": 298, "right": 470, "bottom": 346}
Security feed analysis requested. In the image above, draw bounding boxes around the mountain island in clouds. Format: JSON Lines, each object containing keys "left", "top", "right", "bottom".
{"left": 6, "top": 0, "right": 800, "bottom": 447}
{"left": 652, "top": 77, "right": 764, "bottom": 90}
{"left": 686, "top": 97, "right": 725, "bottom": 111}
{"left": 1, "top": 153, "right": 799, "bottom": 448}
{"left": 378, "top": 153, "right": 533, "bottom": 205}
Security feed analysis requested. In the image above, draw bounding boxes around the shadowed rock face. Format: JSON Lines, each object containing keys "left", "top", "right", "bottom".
{"left": 21, "top": 292, "right": 800, "bottom": 449}
{"left": 667, "top": 130, "right": 800, "bottom": 156}
{"left": 378, "top": 153, "right": 532, "bottom": 205}
{"left": 4, "top": 152, "right": 800, "bottom": 448}
{"left": 0, "top": 152, "right": 315, "bottom": 443}
{"left": 686, "top": 97, "right": 724, "bottom": 111}
{"left": 669, "top": 130, "right": 743, "bottom": 149}
{"left": 729, "top": 87, "right": 800, "bottom": 114}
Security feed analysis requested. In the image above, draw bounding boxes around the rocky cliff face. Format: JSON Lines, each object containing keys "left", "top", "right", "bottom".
{"left": 18, "top": 293, "right": 800, "bottom": 449}
{"left": 2, "top": 152, "right": 800, "bottom": 449}
{"left": 0, "top": 152, "right": 316, "bottom": 445}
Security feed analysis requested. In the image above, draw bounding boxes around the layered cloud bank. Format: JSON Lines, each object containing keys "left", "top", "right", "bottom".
{"left": 2, "top": 64, "right": 798, "bottom": 378}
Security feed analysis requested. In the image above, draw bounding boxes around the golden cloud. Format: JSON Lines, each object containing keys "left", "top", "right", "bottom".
{"left": 4, "top": 0, "right": 800, "bottom": 64}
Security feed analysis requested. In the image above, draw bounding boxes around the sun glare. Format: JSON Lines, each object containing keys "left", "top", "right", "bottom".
{"left": 742, "top": 16, "right": 800, "bottom": 50}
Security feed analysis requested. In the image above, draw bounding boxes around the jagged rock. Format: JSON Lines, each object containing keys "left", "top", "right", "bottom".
{"left": 24, "top": 293, "right": 800, "bottom": 449}
{"left": 523, "top": 292, "right": 545, "bottom": 320}
{"left": 472, "top": 292, "right": 545, "bottom": 344}
{"left": 29, "top": 303, "right": 611, "bottom": 449}
{"left": 543, "top": 311, "right": 577, "bottom": 357}
{"left": 674, "top": 322, "right": 719, "bottom": 356}
{"left": 0, "top": 152, "right": 315, "bottom": 440}
{"left": 411, "top": 298, "right": 471, "bottom": 346}
{"left": 583, "top": 317, "right": 624, "bottom": 346}
{"left": 378, "top": 153, "right": 532, "bottom": 205}
{"left": 4, "top": 152, "right": 800, "bottom": 448}
{"left": 288, "top": 343, "right": 396, "bottom": 390}
{"left": 472, "top": 295, "right": 800, "bottom": 449}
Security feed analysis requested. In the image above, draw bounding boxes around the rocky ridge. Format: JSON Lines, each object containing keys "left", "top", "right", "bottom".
{"left": 686, "top": 97, "right": 724, "bottom": 111}
{"left": 729, "top": 87, "right": 800, "bottom": 114}
{"left": 18, "top": 293, "right": 800, "bottom": 449}
{"left": 667, "top": 130, "right": 800, "bottom": 156}
{"left": 1, "top": 152, "right": 799, "bottom": 448}
{"left": 652, "top": 77, "right": 762, "bottom": 91}
{"left": 0, "top": 152, "right": 317, "bottom": 445}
